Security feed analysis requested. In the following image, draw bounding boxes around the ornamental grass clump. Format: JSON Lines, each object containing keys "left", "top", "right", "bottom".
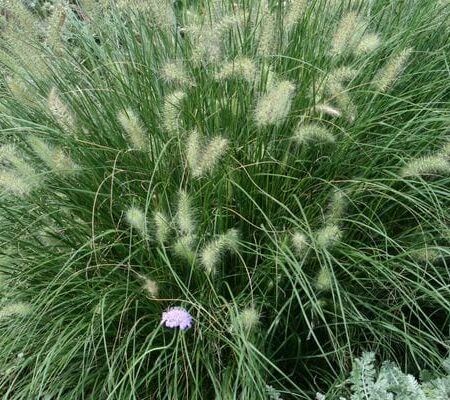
{"left": 0, "top": 0, "right": 449, "bottom": 399}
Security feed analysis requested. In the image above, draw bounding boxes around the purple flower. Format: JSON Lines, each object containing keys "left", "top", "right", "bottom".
{"left": 161, "top": 306, "right": 193, "bottom": 330}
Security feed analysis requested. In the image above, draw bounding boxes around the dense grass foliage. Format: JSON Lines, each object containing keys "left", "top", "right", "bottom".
{"left": 0, "top": 0, "right": 449, "bottom": 398}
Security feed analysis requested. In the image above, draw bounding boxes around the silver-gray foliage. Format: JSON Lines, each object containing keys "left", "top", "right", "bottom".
{"left": 320, "top": 352, "right": 450, "bottom": 400}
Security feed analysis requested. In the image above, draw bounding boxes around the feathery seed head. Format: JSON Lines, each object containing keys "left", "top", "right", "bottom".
{"left": 188, "top": 24, "right": 223, "bottom": 65}
{"left": 0, "top": 170, "right": 34, "bottom": 196}
{"left": 186, "top": 130, "right": 202, "bottom": 177}
{"left": 51, "top": 148, "right": 79, "bottom": 173}
{"left": 330, "top": 11, "right": 366, "bottom": 57}
{"left": 335, "top": 92, "right": 357, "bottom": 122}
{"left": 0, "top": 145, "right": 38, "bottom": 190}
{"left": 125, "top": 206, "right": 148, "bottom": 236}
{"left": 118, "top": 0, "right": 175, "bottom": 33}
{"left": 236, "top": 307, "right": 260, "bottom": 332}
{"left": 257, "top": 8, "right": 276, "bottom": 57}
{"left": 255, "top": 80, "right": 296, "bottom": 127}
{"left": 117, "top": 109, "right": 148, "bottom": 150}
{"left": 292, "top": 231, "right": 309, "bottom": 256}
{"left": 325, "top": 189, "right": 347, "bottom": 224}
{"left": 311, "top": 103, "right": 342, "bottom": 118}
{"left": 215, "top": 57, "right": 258, "bottom": 84}
{"left": 0, "top": 302, "right": 31, "bottom": 320}
{"left": 200, "top": 241, "right": 221, "bottom": 275}
{"left": 355, "top": 33, "right": 381, "bottom": 55}
{"left": 184, "top": 1, "right": 242, "bottom": 64}
{"left": 200, "top": 228, "right": 239, "bottom": 274}
{"left": 142, "top": 277, "right": 159, "bottom": 298}
{"left": 154, "top": 211, "right": 171, "bottom": 243}
{"left": 176, "top": 190, "right": 196, "bottom": 236}
{"left": 48, "top": 87, "right": 75, "bottom": 131}
{"left": 284, "top": 0, "right": 307, "bottom": 30}
{"left": 194, "top": 136, "right": 228, "bottom": 178}
{"left": 173, "top": 234, "right": 196, "bottom": 262}
{"left": 6, "top": 76, "right": 37, "bottom": 105}
{"left": 160, "top": 60, "right": 193, "bottom": 87}
{"left": 328, "top": 67, "right": 358, "bottom": 85}
{"left": 163, "top": 91, "right": 185, "bottom": 135}
{"left": 0, "top": 144, "right": 35, "bottom": 178}
{"left": 46, "top": 1, "right": 67, "bottom": 52}
{"left": 316, "top": 224, "right": 342, "bottom": 249}
{"left": 147, "top": 0, "right": 176, "bottom": 33}
{"left": 400, "top": 155, "right": 450, "bottom": 177}
{"left": 292, "top": 123, "right": 336, "bottom": 145}
{"left": 315, "top": 266, "right": 333, "bottom": 291}
{"left": 372, "top": 47, "right": 413, "bottom": 92}
{"left": 325, "top": 67, "right": 358, "bottom": 110}
{"left": 412, "top": 247, "right": 441, "bottom": 264}
{"left": 221, "top": 228, "right": 240, "bottom": 251}
{"left": 28, "top": 137, "right": 78, "bottom": 174}
{"left": 324, "top": 67, "right": 358, "bottom": 121}
{"left": 441, "top": 142, "right": 450, "bottom": 158}
{"left": 2, "top": 0, "right": 39, "bottom": 39}
{"left": 0, "top": 144, "right": 33, "bottom": 175}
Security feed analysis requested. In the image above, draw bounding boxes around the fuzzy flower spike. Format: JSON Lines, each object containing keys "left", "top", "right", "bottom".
{"left": 161, "top": 306, "right": 193, "bottom": 330}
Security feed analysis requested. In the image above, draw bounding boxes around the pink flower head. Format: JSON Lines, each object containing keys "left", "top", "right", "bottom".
{"left": 161, "top": 306, "right": 193, "bottom": 330}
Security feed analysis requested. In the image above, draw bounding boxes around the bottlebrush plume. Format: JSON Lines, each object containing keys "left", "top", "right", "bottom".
{"left": 160, "top": 60, "right": 192, "bottom": 87}
{"left": 0, "top": 145, "right": 39, "bottom": 195}
{"left": 292, "top": 123, "right": 336, "bottom": 145}
{"left": 46, "top": 1, "right": 67, "bottom": 52}
{"left": 236, "top": 307, "right": 260, "bottom": 332}
{"left": 2, "top": 0, "right": 39, "bottom": 39}
{"left": 330, "top": 12, "right": 366, "bottom": 57}
{"left": 125, "top": 206, "right": 148, "bottom": 237}
{"left": 176, "top": 190, "right": 196, "bottom": 236}
{"left": 440, "top": 142, "right": 450, "bottom": 158}
{"left": 148, "top": 0, "right": 176, "bottom": 33}
{"left": 28, "top": 137, "right": 78, "bottom": 174}
{"left": 292, "top": 231, "right": 309, "bottom": 256}
{"left": 142, "top": 277, "right": 159, "bottom": 298}
{"left": 257, "top": 7, "right": 276, "bottom": 57}
{"left": 315, "top": 266, "right": 333, "bottom": 291}
{"left": 154, "top": 211, "right": 171, "bottom": 243}
{"left": 355, "top": 33, "right": 381, "bottom": 55}
{"left": 48, "top": 87, "right": 75, "bottom": 131}
{"left": 6, "top": 76, "right": 37, "bottom": 105}
{"left": 316, "top": 224, "right": 342, "bottom": 249}
{"left": 187, "top": 24, "right": 223, "bottom": 65}
{"left": 200, "top": 229, "right": 239, "bottom": 274}
{"left": 0, "top": 144, "right": 36, "bottom": 179}
{"left": 118, "top": 0, "right": 175, "bottom": 33}
{"left": 311, "top": 103, "right": 342, "bottom": 118}
{"left": 163, "top": 91, "right": 185, "bottom": 135}
{"left": 186, "top": 131, "right": 229, "bottom": 178}
{"left": 324, "top": 189, "right": 347, "bottom": 224}
{"left": 117, "top": 109, "right": 148, "bottom": 150}
{"left": 0, "top": 170, "right": 34, "bottom": 196}
{"left": 0, "top": 302, "right": 31, "bottom": 320}
{"left": 215, "top": 57, "right": 258, "bottom": 84}
{"left": 372, "top": 48, "right": 413, "bottom": 92}
{"left": 400, "top": 155, "right": 450, "bottom": 177}
{"left": 284, "top": 0, "right": 307, "bottom": 31}
{"left": 255, "top": 80, "right": 296, "bottom": 127}
{"left": 324, "top": 68, "right": 359, "bottom": 121}
{"left": 173, "top": 234, "right": 196, "bottom": 262}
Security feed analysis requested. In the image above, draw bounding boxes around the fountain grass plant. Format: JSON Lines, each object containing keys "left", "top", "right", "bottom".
{"left": 0, "top": 0, "right": 449, "bottom": 398}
